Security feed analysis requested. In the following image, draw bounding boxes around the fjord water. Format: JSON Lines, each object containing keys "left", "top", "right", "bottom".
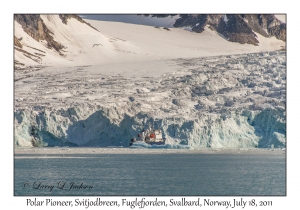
{"left": 14, "top": 150, "right": 285, "bottom": 196}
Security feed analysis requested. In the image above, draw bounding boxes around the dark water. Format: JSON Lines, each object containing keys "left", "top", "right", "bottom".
{"left": 14, "top": 152, "right": 286, "bottom": 196}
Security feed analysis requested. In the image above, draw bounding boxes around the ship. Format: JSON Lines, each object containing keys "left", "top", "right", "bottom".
{"left": 130, "top": 121, "right": 166, "bottom": 146}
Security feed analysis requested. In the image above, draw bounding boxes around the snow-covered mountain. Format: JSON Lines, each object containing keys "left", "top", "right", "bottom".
{"left": 14, "top": 14, "right": 137, "bottom": 67}
{"left": 83, "top": 14, "right": 286, "bottom": 45}
{"left": 14, "top": 14, "right": 285, "bottom": 67}
{"left": 14, "top": 14, "right": 286, "bottom": 148}
{"left": 162, "top": 14, "right": 286, "bottom": 45}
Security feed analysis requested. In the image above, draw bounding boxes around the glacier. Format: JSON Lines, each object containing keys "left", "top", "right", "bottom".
{"left": 14, "top": 51, "right": 286, "bottom": 148}
{"left": 14, "top": 104, "right": 286, "bottom": 148}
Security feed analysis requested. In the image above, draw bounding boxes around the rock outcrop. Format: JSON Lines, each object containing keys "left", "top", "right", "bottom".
{"left": 59, "top": 14, "right": 99, "bottom": 31}
{"left": 14, "top": 36, "right": 22, "bottom": 48}
{"left": 14, "top": 14, "right": 99, "bottom": 54}
{"left": 14, "top": 14, "right": 65, "bottom": 52}
{"left": 150, "top": 14, "right": 286, "bottom": 45}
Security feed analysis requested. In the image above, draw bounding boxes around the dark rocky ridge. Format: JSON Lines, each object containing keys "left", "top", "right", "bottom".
{"left": 14, "top": 14, "right": 100, "bottom": 65}
{"left": 14, "top": 36, "right": 22, "bottom": 48}
{"left": 14, "top": 47, "right": 42, "bottom": 63}
{"left": 151, "top": 14, "right": 286, "bottom": 45}
{"left": 14, "top": 14, "right": 99, "bottom": 54}
{"left": 59, "top": 14, "right": 99, "bottom": 31}
{"left": 242, "top": 14, "right": 286, "bottom": 41}
{"left": 14, "top": 14, "right": 65, "bottom": 52}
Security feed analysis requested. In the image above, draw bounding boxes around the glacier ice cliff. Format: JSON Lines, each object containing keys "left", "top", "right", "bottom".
{"left": 14, "top": 104, "right": 286, "bottom": 148}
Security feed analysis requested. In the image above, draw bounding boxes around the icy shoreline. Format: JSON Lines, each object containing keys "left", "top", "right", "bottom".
{"left": 14, "top": 147, "right": 285, "bottom": 155}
